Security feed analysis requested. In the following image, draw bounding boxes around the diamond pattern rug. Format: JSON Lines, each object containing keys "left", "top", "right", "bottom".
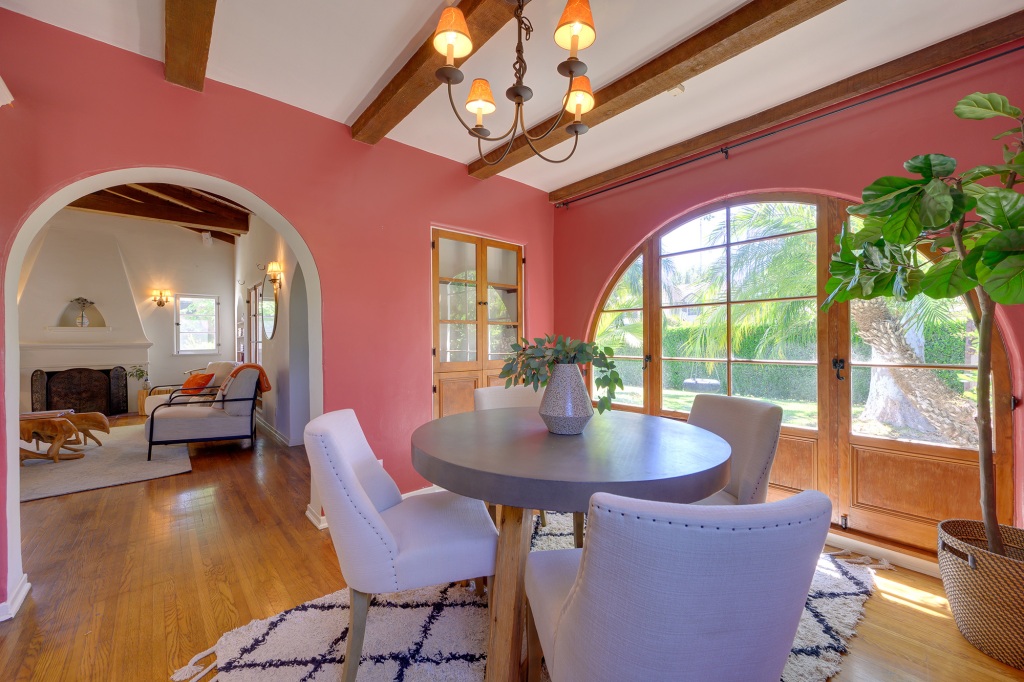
{"left": 173, "top": 512, "right": 878, "bottom": 682}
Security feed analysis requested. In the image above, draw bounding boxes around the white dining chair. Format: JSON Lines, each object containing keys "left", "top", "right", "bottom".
{"left": 474, "top": 384, "right": 546, "bottom": 410}
{"left": 524, "top": 490, "right": 831, "bottom": 682}
{"left": 474, "top": 385, "right": 568, "bottom": 534}
{"left": 304, "top": 409, "right": 498, "bottom": 682}
{"left": 686, "top": 394, "right": 783, "bottom": 506}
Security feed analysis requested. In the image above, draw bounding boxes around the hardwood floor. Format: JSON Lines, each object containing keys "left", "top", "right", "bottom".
{"left": 0, "top": 416, "right": 1021, "bottom": 681}
{"left": 0, "top": 418, "right": 341, "bottom": 681}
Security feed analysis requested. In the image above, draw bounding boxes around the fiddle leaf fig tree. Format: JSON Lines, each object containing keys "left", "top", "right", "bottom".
{"left": 499, "top": 334, "right": 621, "bottom": 413}
{"left": 825, "top": 92, "right": 1024, "bottom": 556}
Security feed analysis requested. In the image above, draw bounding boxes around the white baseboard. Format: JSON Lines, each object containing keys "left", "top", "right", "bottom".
{"left": 403, "top": 484, "right": 443, "bottom": 498}
{"left": 305, "top": 503, "right": 328, "bottom": 530}
{"left": 826, "top": 532, "right": 939, "bottom": 578}
{"left": 0, "top": 573, "right": 31, "bottom": 621}
{"left": 255, "top": 416, "right": 288, "bottom": 446}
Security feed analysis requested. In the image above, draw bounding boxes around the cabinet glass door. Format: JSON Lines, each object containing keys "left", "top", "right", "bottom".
{"left": 485, "top": 243, "right": 521, "bottom": 366}
{"left": 437, "top": 236, "right": 478, "bottom": 368}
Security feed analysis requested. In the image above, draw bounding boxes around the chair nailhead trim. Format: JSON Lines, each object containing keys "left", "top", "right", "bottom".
{"left": 315, "top": 431, "right": 398, "bottom": 590}
{"left": 591, "top": 502, "right": 829, "bottom": 530}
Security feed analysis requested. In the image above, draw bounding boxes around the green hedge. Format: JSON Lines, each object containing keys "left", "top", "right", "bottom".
{"left": 614, "top": 317, "right": 973, "bottom": 402}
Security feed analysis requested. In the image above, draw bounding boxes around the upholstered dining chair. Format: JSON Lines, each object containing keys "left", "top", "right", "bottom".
{"left": 686, "top": 393, "right": 783, "bottom": 506}
{"left": 474, "top": 385, "right": 567, "bottom": 534}
{"left": 524, "top": 490, "right": 831, "bottom": 682}
{"left": 474, "top": 384, "right": 546, "bottom": 410}
{"left": 304, "top": 409, "right": 498, "bottom": 682}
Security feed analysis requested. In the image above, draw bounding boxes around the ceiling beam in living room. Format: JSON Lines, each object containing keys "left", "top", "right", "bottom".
{"left": 467, "top": 0, "right": 846, "bottom": 180}
{"left": 183, "top": 226, "right": 236, "bottom": 244}
{"left": 350, "top": 0, "right": 517, "bottom": 145}
{"left": 164, "top": 0, "right": 218, "bottom": 91}
{"left": 130, "top": 183, "right": 248, "bottom": 219}
{"left": 548, "top": 10, "right": 1024, "bottom": 204}
{"left": 67, "top": 188, "right": 250, "bottom": 235}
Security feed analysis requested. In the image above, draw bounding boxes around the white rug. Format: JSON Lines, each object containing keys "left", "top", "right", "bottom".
{"left": 174, "top": 512, "right": 879, "bottom": 682}
{"left": 20, "top": 424, "right": 191, "bottom": 501}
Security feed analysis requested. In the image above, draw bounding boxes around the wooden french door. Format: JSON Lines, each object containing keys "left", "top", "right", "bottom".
{"left": 590, "top": 194, "right": 1014, "bottom": 552}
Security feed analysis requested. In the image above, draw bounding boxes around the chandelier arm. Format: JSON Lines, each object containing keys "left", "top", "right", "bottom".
{"left": 444, "top": 82, "right": 482, "bottom": 135}
{"left": 475, "top": 131, "right": 521, "bottom": 167}
{"left": 520, "top": 128, "right": 580, "bottom": 164}
{"left": 521, "top": 75, "right": 575, "bottom": 142}
{"left": 446, "top": 83, "right": 520, "bottom": 142}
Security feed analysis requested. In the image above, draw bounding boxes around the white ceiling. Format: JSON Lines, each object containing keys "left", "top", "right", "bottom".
{"left": 3, "top": 0, "right": 1023, "bottom": 192}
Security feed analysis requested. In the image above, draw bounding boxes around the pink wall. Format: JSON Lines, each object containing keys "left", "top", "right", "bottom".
{"left": 0, "top": 10, "right": 555, "bottom": 603}
{"left": 553, "top": 41, "right": 1024, "bottom": 529}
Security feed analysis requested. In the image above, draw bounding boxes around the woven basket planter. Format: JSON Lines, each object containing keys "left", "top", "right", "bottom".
{"left": 938, "top": 520, "right": 1024, "bottom": 670}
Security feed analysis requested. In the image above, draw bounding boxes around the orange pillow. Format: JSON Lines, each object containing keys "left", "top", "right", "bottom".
{"left": 181, "top": 372, "right": 215, "bottom": 395}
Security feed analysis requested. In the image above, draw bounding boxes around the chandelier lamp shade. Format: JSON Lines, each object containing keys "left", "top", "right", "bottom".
{"left": 432, "top": 0, "right": 597, "bottom": 166}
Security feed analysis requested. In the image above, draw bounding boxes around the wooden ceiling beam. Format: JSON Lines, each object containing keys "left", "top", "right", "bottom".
{"left": 468, "top": 0, "right": 846, "bottom": 180}
{"left": 67, "top": 191, "right": 249, "bottom": 234}
{"left": 184, "top": 226, "right": 235, "bottom": 245}
{"left": 350, "top": 0, "right": 516, "bottom": 144}
{"left": 165, "top": 0, "right": 218, "bottom": 91}
{"left": 131, "top": 183, "right": 251, "bottom": 220}
{"left": 548, "top": 10, "right": 1024, "bottom": 204}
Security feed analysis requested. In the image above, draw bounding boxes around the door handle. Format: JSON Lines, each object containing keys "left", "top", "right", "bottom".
{"left": 832, "top": 357, "right": 846, "bottom": 381}
{"left": 642, "top": 354, "right": 652, "bottom": 371}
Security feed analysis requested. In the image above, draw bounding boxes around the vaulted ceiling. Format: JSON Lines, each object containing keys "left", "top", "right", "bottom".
{"left": 3, "top": 0, "right": 1023, "bottom": 200}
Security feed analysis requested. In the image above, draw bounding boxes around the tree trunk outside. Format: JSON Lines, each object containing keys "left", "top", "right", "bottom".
{"left": 850, "top": 298, "right": 978, "bottom": 448}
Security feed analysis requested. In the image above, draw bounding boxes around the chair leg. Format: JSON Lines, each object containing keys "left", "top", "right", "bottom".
{"left": 147, "top": 442, "right": 153, "bottom": 461}
{"left": 539, "top": 510, "right": 548, "bottom": 527}
{"left": 573, "top": 512, "right": 585, "bottom": 548}
{"left": 526, "top": 599, "right": 543, "bottom": 682}
{"left": 343, "top": 588, "right": 370, "bottom": 682}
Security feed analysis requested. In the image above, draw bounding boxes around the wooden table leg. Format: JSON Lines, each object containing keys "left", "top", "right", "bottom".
{"left": 486, "top": 505, "right": 532, "bottom": 682}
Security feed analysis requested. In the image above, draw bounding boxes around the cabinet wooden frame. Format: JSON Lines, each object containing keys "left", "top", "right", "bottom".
{"left": 432, "top": 228, "right": 525, "bottom": 418}
{"left": 587, "top": 192, "right": 1015, "bottom": 552}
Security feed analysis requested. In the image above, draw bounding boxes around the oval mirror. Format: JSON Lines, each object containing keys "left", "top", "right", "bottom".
{"left": 260, "top": 284, "right": 278, "bottom": 340}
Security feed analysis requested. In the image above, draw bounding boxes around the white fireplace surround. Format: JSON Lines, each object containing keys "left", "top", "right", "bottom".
{"left": 18, "top": 227, "right": 153, "bottom": 412}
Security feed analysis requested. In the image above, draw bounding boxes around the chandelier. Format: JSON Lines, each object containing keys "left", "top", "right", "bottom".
{"left": 432, "top": 0, "right": 596, "bottom": 166}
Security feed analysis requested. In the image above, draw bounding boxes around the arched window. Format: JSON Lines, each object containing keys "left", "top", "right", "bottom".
{"left": 589, "top": 193, "right": 1013, "bottom": 552}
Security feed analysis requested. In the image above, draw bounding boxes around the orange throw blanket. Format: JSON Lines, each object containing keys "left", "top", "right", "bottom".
{"left": 229, "top": 363, "right": 272, "bottom": 392}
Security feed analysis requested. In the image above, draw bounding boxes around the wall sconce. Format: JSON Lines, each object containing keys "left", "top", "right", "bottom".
{"left": 264, "top": 261, "right": 283, "bottom": 288}
{"left": 0, "top": 75, "right": 12, "bottom": 108}
{"left": 152, "top": 290, "right": 170, "bottom": 307}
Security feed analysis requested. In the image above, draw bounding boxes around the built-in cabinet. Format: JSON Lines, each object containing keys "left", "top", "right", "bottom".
{"left": 432, "top": 228, "right": 524, "bottom": 418}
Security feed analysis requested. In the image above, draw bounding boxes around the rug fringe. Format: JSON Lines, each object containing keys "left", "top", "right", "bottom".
{"left": 171, "top": 645, "right": 218, "bottom": 682}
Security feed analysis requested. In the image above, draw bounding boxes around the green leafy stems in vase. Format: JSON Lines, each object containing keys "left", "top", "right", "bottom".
{"left": 498, "top": 335, "right": 622, "bottom": 413}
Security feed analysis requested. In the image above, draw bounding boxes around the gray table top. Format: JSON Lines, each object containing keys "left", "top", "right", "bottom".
{"left": 411, "top": 407, "right": 731, "bottom": 513}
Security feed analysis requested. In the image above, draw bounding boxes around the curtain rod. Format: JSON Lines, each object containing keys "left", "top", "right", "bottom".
{"left": 555, "top": 43, "right": 1024, "bottom": 209}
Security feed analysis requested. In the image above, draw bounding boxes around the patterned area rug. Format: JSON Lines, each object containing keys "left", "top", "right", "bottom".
{"left": 173, "top": 512, "right": 878, "bottom": 682}
{"left": 21, "top": 424, "right": 191, "bottom": 502}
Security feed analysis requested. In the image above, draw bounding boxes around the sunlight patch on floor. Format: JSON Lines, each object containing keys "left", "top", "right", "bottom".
{"left": 874, "top": 573, "right": 951, "bottom": 618}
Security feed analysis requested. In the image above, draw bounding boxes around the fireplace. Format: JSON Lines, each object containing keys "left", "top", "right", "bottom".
{"left": 30, "top": 366, "right": 128, "bottom": 415}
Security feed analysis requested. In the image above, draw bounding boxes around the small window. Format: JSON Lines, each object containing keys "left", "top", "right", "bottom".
{"left": 175, "top": 294, "right": 219, "bottom": 354}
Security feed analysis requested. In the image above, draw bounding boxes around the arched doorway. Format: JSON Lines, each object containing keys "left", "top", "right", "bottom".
{"left": 3, "top": 168, "right": 325, "bottom": 617}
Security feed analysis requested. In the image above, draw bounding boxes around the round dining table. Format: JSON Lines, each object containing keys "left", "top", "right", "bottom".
{"left": 411, "top": 407, "right": 731, "bottom": 682}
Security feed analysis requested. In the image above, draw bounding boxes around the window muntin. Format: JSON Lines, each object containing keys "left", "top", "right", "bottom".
{"left": 660, "top": 202, "right": 818, "bottom": 427}
{"left": 175, "top": 294, "right": 219, "bottom": 354}
{"left": 593, "top": 255, "right": 644, "bottom": 407}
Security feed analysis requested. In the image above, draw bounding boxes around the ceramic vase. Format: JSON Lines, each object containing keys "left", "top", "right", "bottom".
{"left": 539, "top": 363, "right": 594, "bottom": 435}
